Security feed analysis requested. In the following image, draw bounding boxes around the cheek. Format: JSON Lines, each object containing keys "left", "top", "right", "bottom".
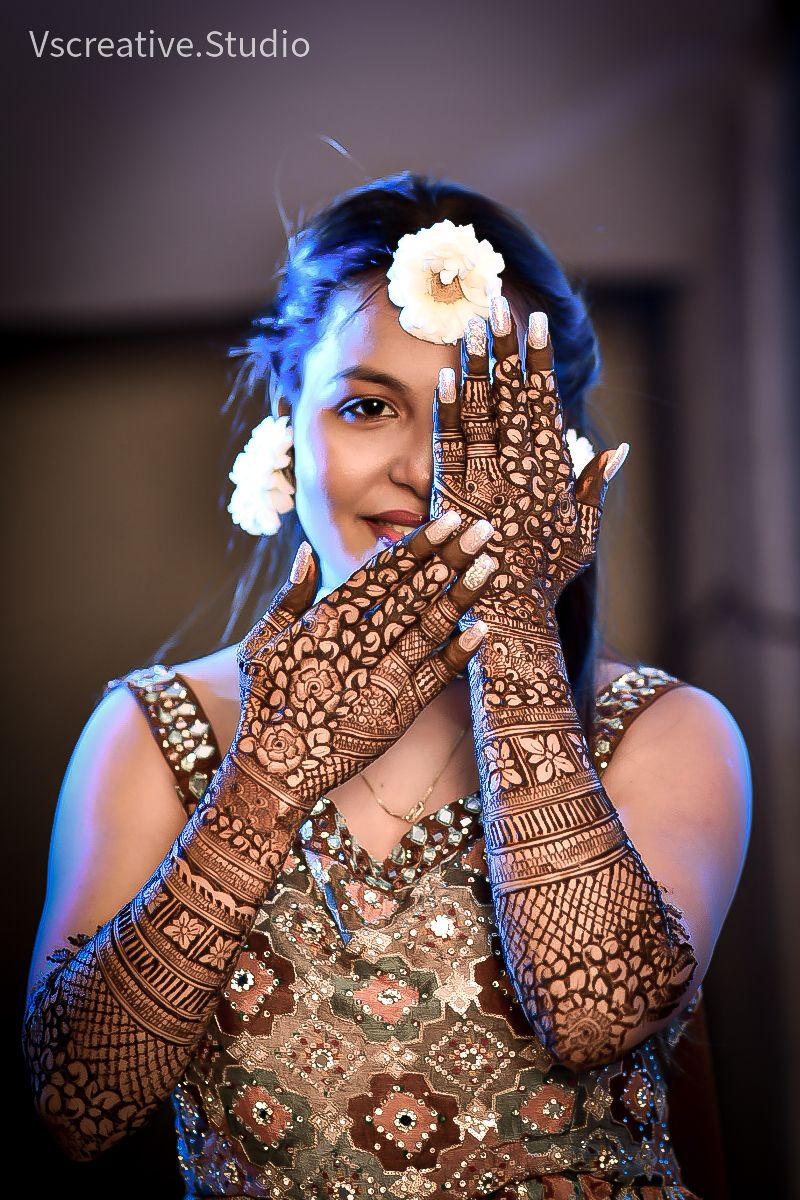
{"left": 292, "top": 411, "right": 364, "bottom": 534}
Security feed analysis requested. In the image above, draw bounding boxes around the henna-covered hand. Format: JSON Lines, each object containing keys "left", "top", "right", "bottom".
{"left": 431, "top": 295, "right": 626, "bottom": 633}
{"left": 429, "top": 301, "right": 698, "bottom": 1072}
{"left": 228, "top": 511, "right": 498, "bottom": 822}
{"left": 23, "top": 511, "right": 498, "bottom": 1160}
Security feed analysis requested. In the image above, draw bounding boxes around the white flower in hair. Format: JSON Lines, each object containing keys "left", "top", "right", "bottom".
{"left": 387, "top": 219, "right": 505, "bottom": 345}
{"left": 566, "top": 429, "right": 596, "bottom": 478}
{"left": 228, "top": 414, "right": 295, "bottom": 536}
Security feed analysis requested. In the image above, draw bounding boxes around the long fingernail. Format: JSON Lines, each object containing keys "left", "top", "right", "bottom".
{"left": 603, "top": 442, "right": 630, "bottom": 482}
{"left": 289, "top": 541, "right": 313, "bottom": 583}
{"left": 438, "top": 367, "right": 456, "bottom": 403}
{"left": 459, "top": 519, "right": 494, "bottom": 555}
{"left": 463, "top": 553, "right": 498, "bottom": 589}
{"left": 528, "top": 312, "right": 549, "bottom": 350}
{"left": 465, "top": 317, "right": 487, "bottom": 357}
{"left": 489, "top": 295, "right": 512, "bottom": 336}
{"left": 427, "top": 509, "right": 463, "bottom": 543}
{"left": 459, "top": 619, "right": 488, "bottom": 651}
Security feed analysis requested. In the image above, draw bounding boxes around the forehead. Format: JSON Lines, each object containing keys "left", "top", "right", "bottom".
{"left": 301, "top": 277, "right": 461, "bottom": 388}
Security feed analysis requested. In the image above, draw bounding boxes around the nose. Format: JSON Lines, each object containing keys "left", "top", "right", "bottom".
{"left": 387, "top": 412, "right": 434, "bottom": 502}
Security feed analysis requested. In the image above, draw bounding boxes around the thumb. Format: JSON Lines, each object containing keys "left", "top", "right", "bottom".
{"left": 271, "top": 540, "right": 319, "bottom": 621}
{"left": 575, "top": 443, "right": 629, "bottom": 507}
{"left": 238, "top": 541, "right": 319, "bottom": 665}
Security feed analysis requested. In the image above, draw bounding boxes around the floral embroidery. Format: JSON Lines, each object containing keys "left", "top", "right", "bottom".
{"left": 348, "top": 1072, "right": 461, "bottom": 1170}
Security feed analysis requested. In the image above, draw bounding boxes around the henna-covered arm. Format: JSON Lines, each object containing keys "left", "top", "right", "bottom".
{"left": 22, "top": 752, "right": 310, "bottom": 1161}
{"left": 431, "top": 301, "right": 698, "bottom": 1072}
{"left": 23, "top": 517, "right": 496, "bottom": 1159}
{"left": 468, "top": 624, "right": 697, "bottom": 1071}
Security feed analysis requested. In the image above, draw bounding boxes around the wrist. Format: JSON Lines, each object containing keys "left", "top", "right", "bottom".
{"left": 190, "top": 754, "right": 313, "bottom": 903}
{"left": 463, "top": 579, "right": 557, "bottom": 633}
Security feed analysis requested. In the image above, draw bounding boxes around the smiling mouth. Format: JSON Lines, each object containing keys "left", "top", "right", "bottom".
{"left": 363, "top": 517, "right": 422, "bottom": 542}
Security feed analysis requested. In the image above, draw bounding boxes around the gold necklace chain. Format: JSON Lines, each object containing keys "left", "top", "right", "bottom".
{"left": 359, "top": 724, "right": 470, "bottom": 824}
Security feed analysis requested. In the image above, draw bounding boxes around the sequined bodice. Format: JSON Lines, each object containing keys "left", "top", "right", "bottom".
{"left": 110, "top": 662, "right": 699, "bottom": 1199}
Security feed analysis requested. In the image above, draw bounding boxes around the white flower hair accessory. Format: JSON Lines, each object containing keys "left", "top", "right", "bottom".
{"left": 386, "top": 219, "right": 505, "bottom": 345}
{"left": 228, "top": 414, "right": 295, "bottom": 536}
{"left": 566, "top": 429, "right": 596, "bottom": 478}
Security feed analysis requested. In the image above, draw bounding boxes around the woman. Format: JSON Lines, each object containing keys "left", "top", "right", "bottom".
{"left": 23, "top": 172, "right": 751, "bottom": 1197}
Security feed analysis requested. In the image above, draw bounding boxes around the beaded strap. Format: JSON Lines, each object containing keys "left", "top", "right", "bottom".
{"left": 103, "top": 663, "right": 222, "bottom": 817}
{"left": 591, "top": 664, "right": 688, "bottom": 772}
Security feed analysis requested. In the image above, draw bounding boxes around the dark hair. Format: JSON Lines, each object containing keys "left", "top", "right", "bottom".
{"left": 157, "top": 171, "right": 609, "bottom": 736}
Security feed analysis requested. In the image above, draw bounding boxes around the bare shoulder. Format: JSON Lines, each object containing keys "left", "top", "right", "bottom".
{"left": 172, "top": 644, "right": 241, "bottom": 755}
{"left": 27, "top": 681, "right": 190, "bottom": 994}
{"left": 608, "top": 678, "right": 752, "bottom": 801}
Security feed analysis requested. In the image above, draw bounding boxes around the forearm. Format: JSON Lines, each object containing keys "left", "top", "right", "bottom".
{"left": 22, "top": 754, "right": 311, "bottom": 1161}
{"left": 468, "top": 614, "right": 697, "bottom": 1072}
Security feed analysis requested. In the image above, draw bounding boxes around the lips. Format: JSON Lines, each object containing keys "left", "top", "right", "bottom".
{"left": 362, "top": 516, "right": 412, "bottom": 540}
{"left": 363, "top": 510, "right": 426, "bottom": 543}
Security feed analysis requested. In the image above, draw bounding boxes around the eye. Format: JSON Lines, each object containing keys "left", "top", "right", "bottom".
{"left": 338, "top": 397, "right": 397, "bottom": 423}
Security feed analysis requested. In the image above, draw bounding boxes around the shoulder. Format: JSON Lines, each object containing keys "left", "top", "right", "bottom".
{"left": 62, "top": 677, "right": 191, "bottom": 832}
{"left": 26, "top": 675, "right": 190, "bottom": 996}
{"left": 609, "top": 676, "right": 751, "bottom": 799}
{"left": 171, "top": 645, "right": 241, "bottom": 755}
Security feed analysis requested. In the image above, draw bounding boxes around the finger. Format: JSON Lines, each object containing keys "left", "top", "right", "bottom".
{"left": 524, "top": 310, "right": 552, "bottom": 380}
{"left": 490, "top": 294, "right": 534, "bottom": 474}
{"left": 367, "top": 518, "right": 496, "bottom": 652}
{"left": 573, "top": 446, "right": 628, "bottom": 566}
{"left": 238, "top": 541, "right": 320, "bottom": 663}
{"left": 523, "top": 311, "right": 570, "bottom": 485}
{"left": 462, "top": 315, "right": 489, "bottom": 386}
{"left": 437, "top": 618, "right": 489, "bottom": 677}
{"left": 388, "top": 551, "right": 498, "bottom": 671}
{"left": 338, "top": 506, "right": 494, "bottom": 619}
{"left": 433, "top": 367, "right": 466, "bottom": 480}
{"left": 458, "top": 317, "right": 494, "bottom": 450}
{"left": 488, "top": 292, "right": 521, "bottom": 376}
{"left": 407, "top": 618, "right": 488, "bottom": 709}
{"left": 334, "top": 507, "right": 465, "bottom": 613}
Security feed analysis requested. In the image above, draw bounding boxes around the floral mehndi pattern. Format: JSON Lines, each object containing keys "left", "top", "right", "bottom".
{"left": 430, "top": 299, "right": 698, "bottom": 1069}
{"left": 22, "top": 516, "right": 495, "bottom": 1160}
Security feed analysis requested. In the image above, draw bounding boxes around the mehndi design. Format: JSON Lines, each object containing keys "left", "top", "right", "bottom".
{"left": 22, "top": 514, "right": 497, "bottom": 1159}
{"left": 431, "top": 301, "right": 698, "bottom": 1069}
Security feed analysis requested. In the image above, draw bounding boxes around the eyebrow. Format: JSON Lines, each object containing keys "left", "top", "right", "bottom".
{"left": 333, "top": 365, "right": 412, "bottom": 397}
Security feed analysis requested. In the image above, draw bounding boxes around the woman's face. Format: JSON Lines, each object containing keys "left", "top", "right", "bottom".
{"left": 282, "top": 276, "right": 525, "bottom": 599}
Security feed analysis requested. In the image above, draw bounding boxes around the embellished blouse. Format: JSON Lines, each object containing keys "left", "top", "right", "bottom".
{"left": 100, "top": 661, "right": 701, "bottom": 1199}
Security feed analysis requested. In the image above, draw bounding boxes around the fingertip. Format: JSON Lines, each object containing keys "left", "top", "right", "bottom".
{"left": 458, "top": 619, "right": 488, "bottom": 653}
{"left": 464, "top": 316, "right": 488, "bottom": 360}
{"left": 438, "top": 367, "right": 457, "bottom": 404}
{"left": 289, "top": 540, "right": 314, "bottom": 584}
{"left": 527, "top": 312, "right": 549, "bottom": 351}
{"left": 489, "top": 295, "right": 512, "bottom": 338}
{"left": 603, "top": 442, "right": 630, "bottom": 482}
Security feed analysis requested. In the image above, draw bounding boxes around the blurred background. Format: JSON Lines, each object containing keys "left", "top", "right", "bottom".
{"left": 3, "top": 0, "right": 798, "bottom": 1195}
